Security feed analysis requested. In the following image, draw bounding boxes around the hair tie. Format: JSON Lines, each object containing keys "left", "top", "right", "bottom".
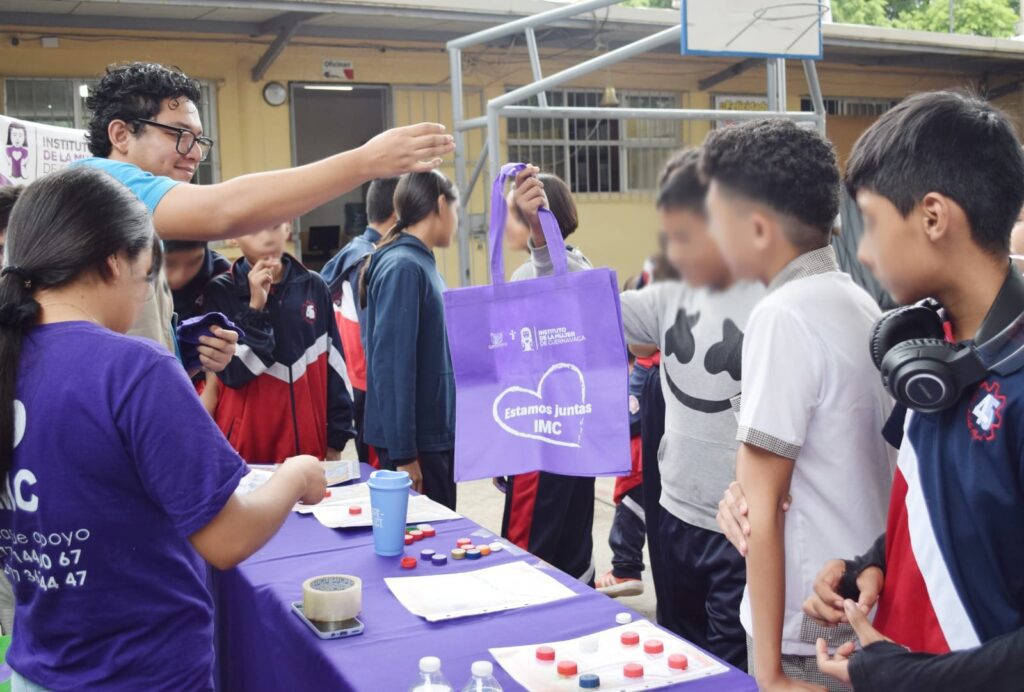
{"left": 1, "top": 266, "right": 35, "bottom": 290}
{"left": 0, "top": 300, "right": 39, "bottom": 330}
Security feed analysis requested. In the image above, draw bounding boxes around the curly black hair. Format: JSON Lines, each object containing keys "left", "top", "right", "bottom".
{"left": 85, "top": 62, "right": 202, "bottom": 158}
{"left": 700, "top": 119, "right": 839, "bottom": 249}
{"left": 656, "top": 147, "right": 706, "bottom": 213}
{"left": 846, "top": 90, "right": 1024, "bottom": 256}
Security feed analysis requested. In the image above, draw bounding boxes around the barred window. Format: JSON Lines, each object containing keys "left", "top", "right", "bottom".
{"left": 800, "top": 96, "right": 899, "bottom": 118}
{"left": 507, "top": 88, "right": 679, "bottom": 194}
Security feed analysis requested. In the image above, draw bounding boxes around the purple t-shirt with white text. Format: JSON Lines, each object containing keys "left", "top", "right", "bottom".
{"left": 0, "top": 322, "right": 245, "bottom": 690}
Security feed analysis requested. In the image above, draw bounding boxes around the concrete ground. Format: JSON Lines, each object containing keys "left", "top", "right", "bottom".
{"left": 455, "top": 476, "right": 658, "bottom": 622}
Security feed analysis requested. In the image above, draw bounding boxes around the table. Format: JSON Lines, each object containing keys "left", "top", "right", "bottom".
{"left": 212, "top": 466, "right": 756, "bottom": 691}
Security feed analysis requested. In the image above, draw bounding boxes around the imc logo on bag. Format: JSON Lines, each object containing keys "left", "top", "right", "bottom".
{"left": 492, "top": 363, "right": 593, "bottom": 447}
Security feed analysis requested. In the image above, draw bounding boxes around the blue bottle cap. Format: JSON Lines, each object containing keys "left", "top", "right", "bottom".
{"left": 465, "top": 549, "right": 481, "bottom": 560}
{"left": 431, "top": 554, "right": 448, "bottom": 566}
{"left": 420, "top": 549, "right": 436, "bottom": 560}
{"left": 579, "top": 673, "right": 600, "bottom": 689}
{"left": 367, "top": 469, "right": 411, "bottom": 490}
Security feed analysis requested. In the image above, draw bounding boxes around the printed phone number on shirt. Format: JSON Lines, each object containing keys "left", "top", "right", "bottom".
{"left": 1, "top": 528, "right": 91, "bottom": 591}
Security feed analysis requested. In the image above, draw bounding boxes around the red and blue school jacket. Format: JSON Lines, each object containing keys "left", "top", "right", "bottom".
{"left": 873, "top": 367, "right": 1024, "bottom": 654}
{"left": 202, "top": 254, "right": 355, "bottom": 463}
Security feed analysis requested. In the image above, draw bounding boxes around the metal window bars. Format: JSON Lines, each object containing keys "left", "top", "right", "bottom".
{"left": 447, "top": 0, "right": 827, "bottom": 286}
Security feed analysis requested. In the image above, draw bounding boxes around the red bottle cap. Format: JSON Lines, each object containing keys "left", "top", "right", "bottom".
{"left": 668, "top": 654, "right": 688, "bottom": 671}
{"left": 400, "top": 556, "right": 417, "bottom": 569}
{"left": 620, "top": 631, "right": 640, "bottom": 647}
{"left": 623, "top": 663, "right": 644, "bottom": 679}
{"left": 557, "top": 660, "right": 578, "bottom": 677}
{"left": 404, "top": 534, "right": 414, "bottom": 545}
{"left": 456, "top": 537, "right": 473, "bottom": 547}
{"left": 409, "top": 530, "right": 424, "bottom": 541}
{"left": 643, "top": 639, "right": 664, "bottom": 655}
{"left": 348, "top": 505, "right": 362, "bottom": 515}
{"left": 535, "top": 646, "right": 556, "bottom": 662}
{"left": 422, "top": 527, "right": 436, "bottom": 537}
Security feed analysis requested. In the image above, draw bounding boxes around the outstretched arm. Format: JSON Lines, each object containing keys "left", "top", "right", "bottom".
{"left": 154, "top": 123, "right": 454, "bottom": 240}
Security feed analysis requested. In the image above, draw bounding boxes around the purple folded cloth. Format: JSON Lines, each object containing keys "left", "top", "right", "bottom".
{"left": 176, "top": 312, "right": 244, "bottom": 371}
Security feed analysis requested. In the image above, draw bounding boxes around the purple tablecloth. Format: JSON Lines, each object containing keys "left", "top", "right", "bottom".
{"left": 212, "top": 465, "right": 756, "bottom": 691}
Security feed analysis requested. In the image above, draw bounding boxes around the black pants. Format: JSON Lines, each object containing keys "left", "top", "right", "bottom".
{"left": 352, "top": 388, "right": 370, "bottom": 465}
{"left": 501, "top": 471, "right": 595, "bottom": 584}
{"left": 638, "top": 367, "right": 670, "bottom": 626}
{"left": 376, "top": 448, "right": 457, "bottom": 511}
{"left": 659, "top": 511, "right": 747, "bottom": 671}
{"left": 609, "top": 483, "right": 646, "bottom": 580}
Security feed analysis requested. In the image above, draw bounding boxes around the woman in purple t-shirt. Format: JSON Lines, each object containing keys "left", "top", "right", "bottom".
{"left": 0, "top": 166, "right": 327, "bottom": 690}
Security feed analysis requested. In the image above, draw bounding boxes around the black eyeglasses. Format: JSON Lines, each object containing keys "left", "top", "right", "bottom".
{"left": 134, "top": 118, "right": 214, "bottom": 162}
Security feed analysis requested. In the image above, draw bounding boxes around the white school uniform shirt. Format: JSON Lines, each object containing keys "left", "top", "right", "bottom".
{"left": 736, "top": 246, "right": 896, "bottom": 657}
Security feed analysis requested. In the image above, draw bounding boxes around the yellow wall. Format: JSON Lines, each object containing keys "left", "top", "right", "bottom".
{"left": 0, "top": 26, "right": 994, "bottom": 286}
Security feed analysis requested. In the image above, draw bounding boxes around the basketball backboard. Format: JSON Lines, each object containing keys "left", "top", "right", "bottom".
{"left": 682, "top": 1, "right": 824, "bottom": 60}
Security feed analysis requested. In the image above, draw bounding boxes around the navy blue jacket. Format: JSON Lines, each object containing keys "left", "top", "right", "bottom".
{"left": 322, "top": 227, "right": 381, "bottom": 336}
{"left": 362, "top": 233, "right": 454, "bottom": 461}
{"left": 202, "top": 254, "right": 355, "bottom": 462}
{"left": 173, "top": 248, "right": 231, "bottom": 322}
{"left": 322, "top": 227, "right": 381, "bottom": 300}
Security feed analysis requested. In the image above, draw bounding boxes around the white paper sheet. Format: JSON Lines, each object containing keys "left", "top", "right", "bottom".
{"left": 384, "top": 561, "right": 577, "bottom": 622}
{"left": 305, "top": 482, "right": 461, "bottom": 527}
{"left": 490, "top": 620, "right": 729, "bottom": 691}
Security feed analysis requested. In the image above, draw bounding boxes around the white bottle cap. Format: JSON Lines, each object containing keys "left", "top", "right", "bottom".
{"left": 580, "top": 637, "right": 599, "bottom": 654}
{"left": 615, "top": 612, "right": 633, "bottom": 625}
{"left": 471, "top": 661, "right": 494, "bottom": 677}
{"left": 420, "top": 656, "right": 442, "bottom": 674}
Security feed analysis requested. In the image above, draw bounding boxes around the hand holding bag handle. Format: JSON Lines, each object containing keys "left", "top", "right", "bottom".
{"left": 489, "top": 162, "right": 569, "bottom": 285}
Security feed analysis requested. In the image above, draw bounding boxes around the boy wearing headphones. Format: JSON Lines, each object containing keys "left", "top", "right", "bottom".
{"left": 700, "top": 120, "right": 896, "bottom": 691}
{"left": 717, "top": 93, "right": 1024, "bottom": 691}
{"left": 799, "top": 91, "right": 1024, "bottom": 689}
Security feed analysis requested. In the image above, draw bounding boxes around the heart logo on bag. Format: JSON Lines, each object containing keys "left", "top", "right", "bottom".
{"left": 491, "top": 363, "right": 592, "bottom": 447}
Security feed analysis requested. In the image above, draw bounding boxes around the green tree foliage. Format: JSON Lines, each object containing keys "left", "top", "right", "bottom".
{"left": 622, "top": 0, "right": 674, "bottom": 7}
{"left": 832, "top": 0, "right": 1021, "bottom": 37}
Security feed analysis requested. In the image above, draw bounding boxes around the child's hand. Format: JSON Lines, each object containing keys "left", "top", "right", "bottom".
{"left": 396, "top": 459, "right": 423, "bottom": 494}
{"left": 198, "top": 325, "right": 239, "bottom": 373}
{"left": 512, "top": 166, "right": 547, "bottom": 243}
{"left": 815, "top": 600, "right": 895, "bottom": 685}
{"left": 281, "top": 455, "right": 328, "bottom": 505}
{"left": 802, "top": 559, "right": 848, "bottom": 625}
{"left": 248, "top": 258, "right": 277, "bottom": 311}
{"left": 804, "top": 561, "right": 884, "bottom": 626}
{"left": 716, "top": 480, "right": 791, "bottom": 556}
{"left": 814, "top": 639, "right": 856, "bottom": 685}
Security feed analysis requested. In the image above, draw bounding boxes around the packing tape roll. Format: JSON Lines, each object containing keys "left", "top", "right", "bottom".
{"left": 302, "top": 574, "right": 362, "bottom": 622}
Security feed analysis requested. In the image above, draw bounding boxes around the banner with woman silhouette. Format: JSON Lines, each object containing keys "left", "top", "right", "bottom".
{"left": 0, "top": 116, "right": 89, "bottom": 187}
{"left": 443, "top": 163, "right": 631, "bottom": 481}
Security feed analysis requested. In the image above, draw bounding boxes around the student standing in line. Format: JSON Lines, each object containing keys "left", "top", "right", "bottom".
{"left": 360, "top": 171, "right": 459, "bottom": 509}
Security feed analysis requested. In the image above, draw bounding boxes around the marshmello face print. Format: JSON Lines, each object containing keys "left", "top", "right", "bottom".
{"left": 661, "top": 308, "right": 744, "bottom": 414}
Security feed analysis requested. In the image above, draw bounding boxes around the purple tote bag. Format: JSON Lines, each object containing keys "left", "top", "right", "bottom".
{"left": 443, "top": 162, "right": 631, "bottom": 481}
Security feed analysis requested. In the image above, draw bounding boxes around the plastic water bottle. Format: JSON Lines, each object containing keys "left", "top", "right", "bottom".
{"left": 460, "top": 660, "right": 503, "bottom": 692}
{"left": 409, "top": 656, "right": 454, "bottom": 692}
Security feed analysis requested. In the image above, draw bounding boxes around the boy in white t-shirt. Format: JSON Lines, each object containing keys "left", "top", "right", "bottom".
{"left": 699, "top": 119, "right": 895, "bottom": 691}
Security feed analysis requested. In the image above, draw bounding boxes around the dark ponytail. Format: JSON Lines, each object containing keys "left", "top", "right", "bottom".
{"left": 0, "top": 167, "right": 158, "bottom": 481}
{"left": 358, "top": 170, "right": 457, "bottom": 308}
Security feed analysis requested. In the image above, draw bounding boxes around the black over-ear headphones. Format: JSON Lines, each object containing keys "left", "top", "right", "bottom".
{"left": 871, "top": 265, "right": 1024, "bottom": 413}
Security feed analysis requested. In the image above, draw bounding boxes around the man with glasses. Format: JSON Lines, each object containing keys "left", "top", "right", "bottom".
{"left": 76, "top": 62, "right": 454, "bottom": 379}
